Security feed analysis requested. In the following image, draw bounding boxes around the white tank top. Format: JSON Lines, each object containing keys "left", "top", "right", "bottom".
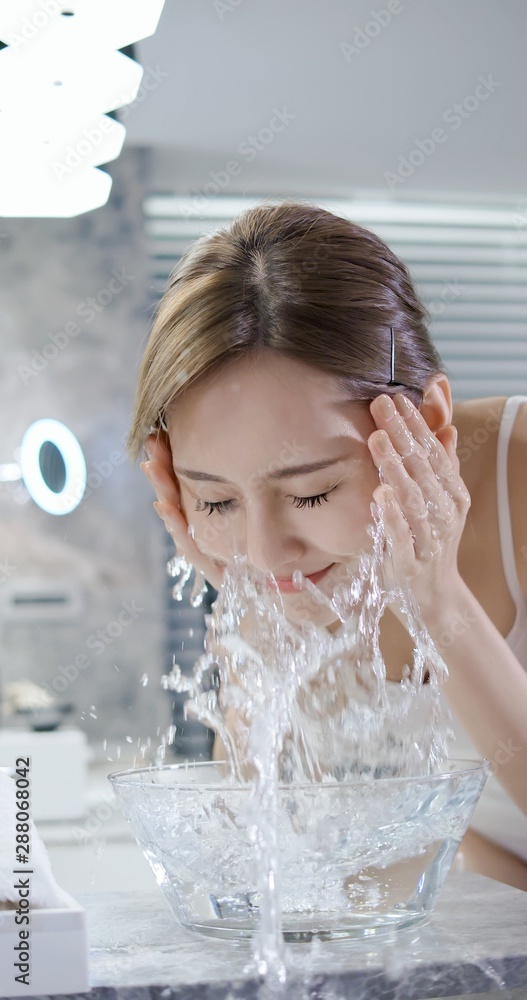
{"left": 447, "top": 395, "right": 527, "bottom": 861}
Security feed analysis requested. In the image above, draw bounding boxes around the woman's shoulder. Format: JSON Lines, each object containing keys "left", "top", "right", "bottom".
{"left": 452, "top": 396, "right": 507, "bottom": 450}
{"left": 453, "top": 395, "right": 527, "bottom": 463}
{"left": 454, "top": 395, "right": 527, "bottom": 596}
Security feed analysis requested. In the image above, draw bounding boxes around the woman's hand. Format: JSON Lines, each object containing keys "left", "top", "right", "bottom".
{"left": 140, "top": 431, "right": 225, "bottom": 592}
{"left": 367, "top": 392, "right": 472, "bottom": 613}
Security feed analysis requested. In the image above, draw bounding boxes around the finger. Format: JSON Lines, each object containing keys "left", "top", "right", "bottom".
{"left": 142, "top": 437, "right": 217, "bottom": 580}
{"left": 141, "top": 434, "right": 182, "bottom": 509}
{"left": 143, "top": 433, "right": 225, "bottom": 591}
{"left": 144, "top": 429, "right": 174, "bottom": 466}
{"left": 369, "top": 431, "right": 452, "bottom": 552}
{"left": 155, "top": 501, "right": 225, "bottom": 592}
{"left": 370, "top": 395, "right": 429, "bottom": 461}
{"left": 373, "top": 485, "right": 441, "bottom": 570}
{"left": 142, "top": 459, "right": 182, "bottom": 509}
{"left": 375, "top": 395, "right": 470, "bottom": 511}
{"left": 391, "top": 394, "right": 455, "bottom": 478}
{"left": 144, "top": 432, "right": 179, "bottom": 484}
{"left": 389, "top": 437, "right": 457, "bottom": 521}
{"left": 425, "top": 424, "right": 472, "bottom": 511}
{"left": 372, "top": 485, "right": 417, "bottom": 568}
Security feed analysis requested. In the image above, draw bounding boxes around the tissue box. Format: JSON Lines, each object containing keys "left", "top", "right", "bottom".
{"left": 0, "top": 892, "right": 88, "bottom": 996}
{"left": 0, "top": 729, "right": 88, "bottom": 821}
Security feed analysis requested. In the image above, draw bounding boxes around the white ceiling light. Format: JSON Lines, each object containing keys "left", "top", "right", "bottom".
{"left": 0, "top": 0, "right": 166, "bottom": 217}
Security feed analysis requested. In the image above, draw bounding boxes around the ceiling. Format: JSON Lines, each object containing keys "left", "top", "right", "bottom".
{"left": 126, "top": 0, "right": 527, "bottom": 200}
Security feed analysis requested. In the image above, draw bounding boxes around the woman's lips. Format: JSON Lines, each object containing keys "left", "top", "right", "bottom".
{"left": 271, "top": 563, "right": 335, "bottom": 593}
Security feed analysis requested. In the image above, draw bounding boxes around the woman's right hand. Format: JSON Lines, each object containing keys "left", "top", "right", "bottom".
{"left": 140, "top": 431, "right": 226, "bottom": 592}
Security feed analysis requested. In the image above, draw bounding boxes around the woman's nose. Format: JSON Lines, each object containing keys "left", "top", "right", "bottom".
{"left": 232, "top": 505, "right": 305, "bottom": 576}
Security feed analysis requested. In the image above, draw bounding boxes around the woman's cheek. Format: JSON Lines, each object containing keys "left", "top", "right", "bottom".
{"left": 194, "top": 511, "right": 234, "bottom": 560}
{"left": 321, "top": 488, "right": 373, "bottom": 554}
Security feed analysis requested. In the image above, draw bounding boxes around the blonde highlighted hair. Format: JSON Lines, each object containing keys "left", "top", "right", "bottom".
{"left": 127, "top": 199, "right": 446, "bottom": 460}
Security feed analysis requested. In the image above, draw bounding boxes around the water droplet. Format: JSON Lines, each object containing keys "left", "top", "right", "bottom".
{"left": 167, "top": 552, "right": 194, "bottom": 601}
{"left": 140, "top": 673, "right": 149, "bottom": 687}
{"left": 190, "top": 569, "right": 208, "bottom": 607}
{"left": 292, "top": 569, "right": 303, "bottom": 589}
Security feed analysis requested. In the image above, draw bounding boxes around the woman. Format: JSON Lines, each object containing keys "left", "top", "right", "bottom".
{"left": 127, "top": 200, "right": 527, "bottom": 890}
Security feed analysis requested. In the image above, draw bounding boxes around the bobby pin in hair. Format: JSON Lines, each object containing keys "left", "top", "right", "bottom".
{"left": 387, "top": 326, "right": 398, "bottom": 386}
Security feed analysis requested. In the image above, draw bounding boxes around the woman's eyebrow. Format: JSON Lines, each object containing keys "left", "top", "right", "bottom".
{"left": 173, "top": 456, "right": 348, "bottom": 484}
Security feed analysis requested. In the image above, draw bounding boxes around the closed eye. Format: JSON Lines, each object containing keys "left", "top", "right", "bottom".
{"left": 291, "top": 490, "right": 333, "bottom": 510}
{"left": 195, "top": 488, "right": 337, "bottom": 517}
{"left": 196, "top": 500, "right": 234, "bottom": 514}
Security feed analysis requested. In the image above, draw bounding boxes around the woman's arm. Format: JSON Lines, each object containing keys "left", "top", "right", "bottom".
{"left": 509, "top": 400, "right": 527, "bottom": 596}
{"left": 419, "top": 577, "right": 527, "bottom": 817}
{"left": 427, "top": 402, "right": 527, "bottom": 818}
{"left": 366, "top": 392, "right": 527, "bottom": 818}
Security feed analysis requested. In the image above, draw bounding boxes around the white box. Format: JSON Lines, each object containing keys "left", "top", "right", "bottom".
{"left": 0, "top": 729, "right": 89, "bottom": 821}
{"left": 0, "top": 892, "right": 89, "bottom": 996}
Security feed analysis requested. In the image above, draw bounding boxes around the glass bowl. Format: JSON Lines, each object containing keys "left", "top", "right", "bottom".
{"left": 108, "top": 757, "right": 489, "bottom": 941}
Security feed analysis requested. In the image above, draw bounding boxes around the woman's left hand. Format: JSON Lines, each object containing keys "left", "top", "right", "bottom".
{"left": 367, "top": 392, "right": 472, "bottom": 614}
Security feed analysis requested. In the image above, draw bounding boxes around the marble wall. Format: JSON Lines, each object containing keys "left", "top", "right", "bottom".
{"left": 0, "top": 148, "right": 173, "bottom": 752}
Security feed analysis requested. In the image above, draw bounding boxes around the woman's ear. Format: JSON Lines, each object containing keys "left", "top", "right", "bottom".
{"left": 419, "top": 374, "right": 453, "bottom": 433}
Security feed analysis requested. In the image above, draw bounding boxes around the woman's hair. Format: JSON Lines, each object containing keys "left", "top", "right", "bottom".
{"left": 127, "top": 199, "right": 447, "bottom": 459}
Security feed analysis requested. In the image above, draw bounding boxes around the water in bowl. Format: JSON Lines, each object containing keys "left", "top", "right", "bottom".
{"left": 109, "top": 757, "right": 488, "bottom": 944}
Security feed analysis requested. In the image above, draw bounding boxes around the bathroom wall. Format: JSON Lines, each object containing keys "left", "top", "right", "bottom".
{"left": 0, "top": 147, "right": 172, "bottom": 750}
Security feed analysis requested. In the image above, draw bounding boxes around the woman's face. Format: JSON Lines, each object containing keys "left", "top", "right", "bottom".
{"left": 166, "top": 353, "right": 384, "bottom": 630}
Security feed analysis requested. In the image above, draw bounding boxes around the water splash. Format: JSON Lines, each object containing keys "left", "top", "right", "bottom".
{"left": 167, "top": 553, "right": 209, "bottom": 607}
{"left": 161, "top": 505, "right": 454, "bottom": 981}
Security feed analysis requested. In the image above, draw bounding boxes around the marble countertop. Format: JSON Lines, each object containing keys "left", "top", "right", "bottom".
{"left": 53, "top": 871, "right": 527, "bottom": 999}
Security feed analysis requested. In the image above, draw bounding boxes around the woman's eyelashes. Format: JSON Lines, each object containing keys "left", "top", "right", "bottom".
{"left": 196, "top": 499, "right": 236, "bottom": 514}
{"left": 193, "top": 486, "right": 338, "bottom": 517}
{"left": 292, "top": 490, "right": 332, "bottom": 510}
